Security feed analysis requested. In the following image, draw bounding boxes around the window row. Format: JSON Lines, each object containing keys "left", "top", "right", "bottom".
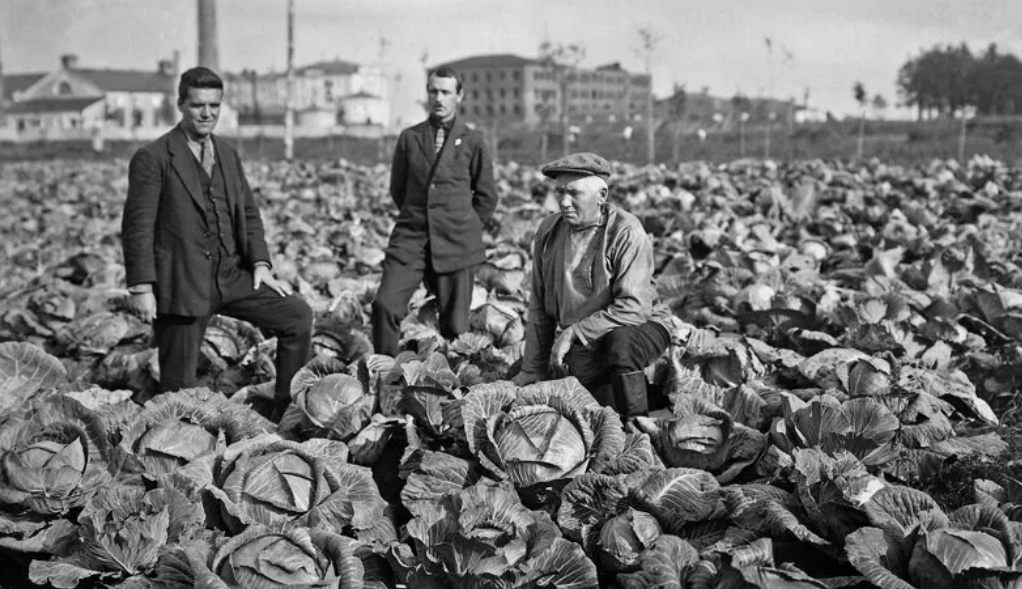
{"left": 470, "top": 88, "right": 521, "bottom": 100}
{"left": 469, "top": 103, "right": 522, "bottom": 116}
{"left": 468, "top": 69, "right": 521, "bottom": 83}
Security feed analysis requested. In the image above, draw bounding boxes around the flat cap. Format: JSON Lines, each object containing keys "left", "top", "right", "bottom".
{"left": 541, "top": 152, "right": 611, "bottom": 181}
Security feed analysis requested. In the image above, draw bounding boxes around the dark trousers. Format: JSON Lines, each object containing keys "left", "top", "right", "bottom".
{"left": 565, "top": 321, "right": 671, "bottom": 387}
{"left": 154, "top": 257, "right": 312, "bottom": 404}
{"left": 372, "top": 255, "right": 474, "bottom": 356}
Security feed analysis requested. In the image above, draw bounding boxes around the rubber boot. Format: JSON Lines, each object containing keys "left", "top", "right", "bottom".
{"left": 612, "top": 371, "right": 649, "bottom": 417}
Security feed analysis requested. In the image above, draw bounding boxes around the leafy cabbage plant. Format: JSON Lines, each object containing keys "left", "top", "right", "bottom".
{"left": 0, "top": 395, "right": 112, "bottom": 516}
{"left": 846, "top": 491, "right": 1022, "bottom": 589}
{"left": 282, "top": 355, "right": 375, "bottom": 442}
{"left": 29, "top": 486, "right": 202, "bottom": 588}
{"left": 388, "top": 480, "right": 598, "bottom": 589}
{"left": 770, "top": 392, "right": 899, "bottom": 467}
{"left": 462, "top": 379, "right": 632, "bottom": 494}
{"left": 118, "top": 387, "right": 270, "bottom": 479}
{"left": 597, "top": 508, "right": 661, "bottom": 573}
{"left": 157, "top": 526, "right": 365, "bottom": 589}
{"left": 634, "top": 396, "right": 766, "bottom": 482}
{"left": 209, "top": 435, "right": 392, "bottom": 545}
{"left": 0, "top": 342, "right": 68, "bottom": 414}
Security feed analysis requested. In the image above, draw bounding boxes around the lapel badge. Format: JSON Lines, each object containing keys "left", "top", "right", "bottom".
{"left": 455, "top": 138, "right": 462, "bottom": 147}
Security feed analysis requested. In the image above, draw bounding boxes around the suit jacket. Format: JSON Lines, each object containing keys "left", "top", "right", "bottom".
{"left": 121, "top": 126, "right": 271, "bottom": 316}
{"left": 385, "top": 117, "right": 498, "bottom": 274}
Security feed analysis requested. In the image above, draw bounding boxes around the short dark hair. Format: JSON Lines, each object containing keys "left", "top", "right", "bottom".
{"left": 178, "top": 67, "right": 224, "bottom": 103}
{"left": 427, "top": 66, "right": 464, "bottom": 93}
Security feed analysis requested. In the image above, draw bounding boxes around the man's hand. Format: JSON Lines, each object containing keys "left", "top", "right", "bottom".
{"left": 127, "top": 292, "right": 157, "bottom": 324}
{"left": 253, "top": 265, "right": 292, "bottom": 297}
{"left": 511, "top": 371, "right": 541, "bottom": 387}
{"left": 549, "top": 327, "right": 576, "bottom": 370}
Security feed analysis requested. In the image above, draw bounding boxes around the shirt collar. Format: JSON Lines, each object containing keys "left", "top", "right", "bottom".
{"left": 178, "top": 124, "right": 213, "bottom": 158}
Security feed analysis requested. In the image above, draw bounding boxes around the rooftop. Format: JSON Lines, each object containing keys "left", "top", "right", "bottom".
{"left": 434, "top": 54, "right": 540, "bottom": 70}
{"left": 7, "top": 96, "right": 104, "bottom": 114}
{"left": 71, "top": 68, "right": 173, "bottom": 93}
{"left": 3, "top": 72, "right": 46, "bottom": 101}
{"left": 297, "top": 59, "right": 361, "bottom": 76}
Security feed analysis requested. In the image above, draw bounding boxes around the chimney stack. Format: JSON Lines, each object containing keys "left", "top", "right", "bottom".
{"left": 61, "top": 54, "right": 79, "bottom": 70}
{"left": 197, "top": 0, "right": 220, "bottom": 72}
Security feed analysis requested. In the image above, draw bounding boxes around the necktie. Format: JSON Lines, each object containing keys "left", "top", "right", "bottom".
{"left": 201, "top": 138, "right": 215, "bottom": 176}
{"left": 434, "top": 125, "right": 446, "bottom": 155}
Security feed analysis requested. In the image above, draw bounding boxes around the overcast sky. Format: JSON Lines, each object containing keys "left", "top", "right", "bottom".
{"left": 3, "top": 0, "right": 1021, "bottom": 124}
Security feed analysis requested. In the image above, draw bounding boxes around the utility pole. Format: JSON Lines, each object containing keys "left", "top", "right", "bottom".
{"left": 284, "top": 0, "right": 295, "bottom": 161}
{"left": 637, "top": 27, "right": 659, "bottom": 165}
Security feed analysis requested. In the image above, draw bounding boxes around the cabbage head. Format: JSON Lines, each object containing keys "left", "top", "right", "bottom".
{"left": 287, "top": 355, "right": 374, "bottom": 441}
{"left": 597, "top": 508, "right": 661, "bottom": 573}
{"left": 118, "top": 388, "right": 270, "bottom": 479}
{"left": 462, "top": 379, "right": 627, "bottom": 490}
{"left": 0, "top": 395, "right": 112, "bottom": 515}
{"left": 389, "top": 480, "right": 598, "bottom": 589}
{"left": 210, "top": 526, "right": 364, "bottom": 589}
{"left": 211, "top": 435, "right": 391, "bottom": 543}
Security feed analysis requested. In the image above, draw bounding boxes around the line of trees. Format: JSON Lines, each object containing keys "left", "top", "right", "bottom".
{"left": 898, "top": 43, "right": 1022, "bottom": 119}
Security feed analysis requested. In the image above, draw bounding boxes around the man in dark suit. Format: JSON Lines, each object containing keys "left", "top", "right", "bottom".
{"left": 372, "top": 66, "right": 498, "bottom": 355}
{"left": 122, "top": 67, "right": 312, "bottom": 420}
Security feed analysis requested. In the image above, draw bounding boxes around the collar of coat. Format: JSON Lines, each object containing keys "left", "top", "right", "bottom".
{"left": 167, "top": 125, "right": 240, "bottom": 218}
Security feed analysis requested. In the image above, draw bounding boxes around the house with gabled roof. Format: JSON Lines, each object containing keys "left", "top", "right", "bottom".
{"left": 1, "top": 54, "right": 236, "bottom": 142}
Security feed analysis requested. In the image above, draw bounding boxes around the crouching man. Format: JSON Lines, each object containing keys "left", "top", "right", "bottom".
{"left": 511, "top": 152, "right": 672, "bottom": 417}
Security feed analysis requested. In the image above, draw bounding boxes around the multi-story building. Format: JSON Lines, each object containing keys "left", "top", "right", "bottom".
{"left": 433, "top": 54, "right": 652, "bottom": 127}
{"left": 223, "top": 59, "right": 389, "bottom": 127}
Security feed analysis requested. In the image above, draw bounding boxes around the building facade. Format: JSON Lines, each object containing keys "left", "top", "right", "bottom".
{"left": 3, "top": 54, "right": 175, "bottom": 139}
{"left": 1, "top": 53, "right": 238, "bottom": 141}
{"left": 223, "top": 59, "right": 389, "bottom": 127}
{"left": 434, "top": 54, "right": 652, "bottom": 127}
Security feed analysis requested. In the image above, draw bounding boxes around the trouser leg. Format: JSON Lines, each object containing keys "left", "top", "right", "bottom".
{"left": 427, "top": 265, "right": 474, "bottom": 340}
{"left": 219, "top": 279, "right": 314, "bottom": 417}
{"left": 153, "top": 314, "right": 212, "bottom": 396}
{"left": 605, "top": 323, "right": 672, "bottom": 417}
{"left": 372, "top": 256, "right": 425, "bottom": 356}
{"left": 564, "top": 342, "right": 615, "bottom": 407}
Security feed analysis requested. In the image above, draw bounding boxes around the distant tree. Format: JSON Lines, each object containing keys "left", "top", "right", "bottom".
{"left": 872, "top": 94, "right": 888, "bottom": 119}
{"left": 968, "top": 44, "right": 1022, "bottom": 115}
{"left": 897, "top": 43, "right": 979, "bottom": 119}
{"left": 853, "top": 81, "right": 868, "bottom": 111}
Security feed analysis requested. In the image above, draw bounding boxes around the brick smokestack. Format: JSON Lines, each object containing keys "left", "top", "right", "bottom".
{"left": 197, "top": 0, "right": 220, "bottom": 72}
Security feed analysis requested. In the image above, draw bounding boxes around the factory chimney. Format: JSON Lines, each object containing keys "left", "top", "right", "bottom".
{"left": 197, "top": 0, "right": 220, "bottom": 72}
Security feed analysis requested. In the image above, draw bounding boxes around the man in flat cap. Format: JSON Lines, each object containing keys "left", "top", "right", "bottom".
{"left": 512, "top": 152, "right": 673, "bottom": 417}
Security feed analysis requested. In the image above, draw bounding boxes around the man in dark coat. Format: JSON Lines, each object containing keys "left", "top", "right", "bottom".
{"left": 122, "top": 66, "right": 312, "bottom": 420}
{"left": 372, "top": 66, "right": 498, "bottom": 355}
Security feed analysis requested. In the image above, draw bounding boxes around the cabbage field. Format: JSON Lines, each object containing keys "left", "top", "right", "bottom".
{"left": 2, "top": 154, "right": 1022, "bottom": 588}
